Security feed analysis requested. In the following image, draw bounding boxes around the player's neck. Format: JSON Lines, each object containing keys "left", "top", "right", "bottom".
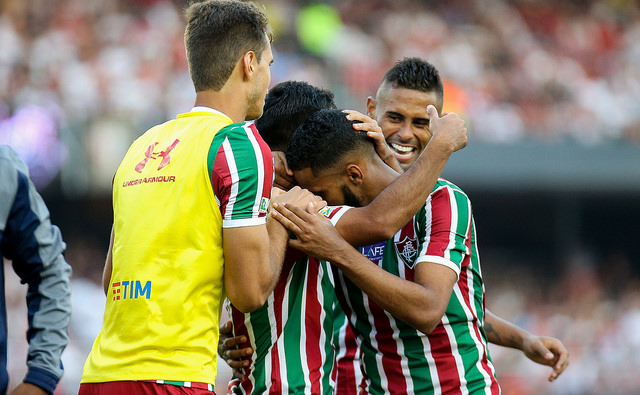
{"left": 363, "top": 163, "right": 401, "bottom": 206}
{"left": 194, "top": 88, "right": 247, "bottom": 124}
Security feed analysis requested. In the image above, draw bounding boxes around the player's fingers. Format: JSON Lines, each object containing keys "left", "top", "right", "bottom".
{"left": 232, "top": 368, "right": 246, "bottom": 379}
{"left": 531, "top": 341, "right": 555, "bottom": 362}
{"left": 219, "top": 320, "right": 232, "bottom": 335}
{"left": 225, "top": 347, "right": 253, "bottom": 362}
{"left": 310, "top": 199, "right": 327, "bottom": 212}
{"left": 282, "top": 202, "right": 316, "bottom": 221}
{"left": 271, "top": 204, "right": 303, "bottom": 235}
{"left": 343, "top": 109, "right": 372, "bottom": 122}
{"left": 223, "top": 335, "right": 247, "bottom": 348}
{"left": 366, "top": 130, "right": 387, "bottom": 145}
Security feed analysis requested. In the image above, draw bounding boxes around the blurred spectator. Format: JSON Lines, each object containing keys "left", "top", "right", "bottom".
{"left": 0, "top": 146, "right": 72, "bottom": 395}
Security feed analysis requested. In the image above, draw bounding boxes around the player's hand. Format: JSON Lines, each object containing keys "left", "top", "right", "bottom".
{"left": 427, "top": 105, "right": 467, "bottom": 152}
{"left": 271, "top": 202, "right": 350, "bottom": 261}
{"left": 218, "top": 321, "right": 253, "bottom": 378}
{"left": 10, "top": 383, "right": 48, "bottom": 395}
{"left": 343, "top": 110, "right": 403, "bottom": 173}
{"left": 272, "top": 151, "right": 296, "bottom": 190}
{"left": 272, "top": 186, "right": 326, "bottom": 212}
{"left": 521, "top": 335, "right": 569, "bottom": 382}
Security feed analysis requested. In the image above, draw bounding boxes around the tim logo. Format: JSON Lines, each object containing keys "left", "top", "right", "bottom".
{"left": 112, "top": 281, "right": 152, "bottom": 301}
{"left": 395, "top": 236, "right": 418, "bottom": 268}
{"left": 135, "top": 139, "right": 180, "bottom": 173}
{"left": 360, "top": 241, "right": 385, "bottom": 263}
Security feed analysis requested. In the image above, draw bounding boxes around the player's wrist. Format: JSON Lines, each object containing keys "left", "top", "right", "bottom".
{"left": 427, "top": 132, "right": 457, "bottom": 155}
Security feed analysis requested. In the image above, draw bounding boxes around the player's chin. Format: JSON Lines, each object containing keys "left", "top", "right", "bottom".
{"left": 393, "top": 151, "right": 419, "bottom": 169}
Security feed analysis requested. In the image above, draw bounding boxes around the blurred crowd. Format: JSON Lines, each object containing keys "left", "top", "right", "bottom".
{"left": 3, "top": 0, "right": 640, "bottom": 394}
{"left": 1, "top": 0, "right": 640, "bottom": 192}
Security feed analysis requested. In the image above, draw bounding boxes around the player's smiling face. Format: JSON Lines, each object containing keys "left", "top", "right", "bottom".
{"left": 367, "top": 87, "right": 441, "bottom": 170}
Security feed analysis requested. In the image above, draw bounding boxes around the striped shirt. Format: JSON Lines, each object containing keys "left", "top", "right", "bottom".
{"left": 228, "top": 253, "right": 338, "bottom": 394}
{"left": 227, "top": 207, "right": 353, "bottom": 394}
{"left": 333, "top": 179, "right": 500, "bottom": 395}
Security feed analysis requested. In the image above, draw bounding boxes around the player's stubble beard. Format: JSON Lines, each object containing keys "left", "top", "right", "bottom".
{"left": 246, "top": 87, "right": 265, "bottom": 121}
{"left": 342, "top": 185, "right": 363, "bottom": 208}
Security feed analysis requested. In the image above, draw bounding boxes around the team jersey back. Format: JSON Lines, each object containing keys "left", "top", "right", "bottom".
{"left": 82, "top": 112, "right": 273, "bottom": 385}
{"left": 228, "top": 252, "right": 338, "bottom": 395}
{"left": 334, "top": 179, "right": 500, "bottom": 395}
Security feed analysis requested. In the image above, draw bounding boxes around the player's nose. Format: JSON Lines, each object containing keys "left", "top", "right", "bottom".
{"left": 396, "top": 124, "right": 413, "bottom": 141}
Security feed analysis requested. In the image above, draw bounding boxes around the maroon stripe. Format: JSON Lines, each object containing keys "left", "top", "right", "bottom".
{"left": 428, "top": 324, "right": 462, "bottom": 394}
{"left": 211, "top": 144, "right": 231, "bottom": 218}
{"left": 425, "top": 187, "right": 454, "bottom": 257}
{"left": 335, "top": 323, "right": 360, "bottom": 395}
{"left": 248, "top": 123, "right": 273, "bottom": 218}
{"left": 366, "top": 299, "right": 407, "bottom": 392}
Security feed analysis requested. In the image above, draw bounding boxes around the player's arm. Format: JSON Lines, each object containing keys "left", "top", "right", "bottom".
{"left": 214, "top": 124, "right": 323, "bottom": 312}
{"left": 484, "top": 310, "right": 569, "bottom": 381}
{"left": 335, "top": 106, "right": 467, "bottom": 246}
{"left": 1, "top": 149, "right": 71, "bottom": 395}
{"left": 102, "top": 224, "right": 114, "bottom": 295}
{"left": 272, "top": 202, "right": 456, "bottom": 334}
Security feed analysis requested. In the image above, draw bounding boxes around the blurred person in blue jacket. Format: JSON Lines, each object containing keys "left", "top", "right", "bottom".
{"left": 0, "top": 145, "right": 72, "bottom": 395}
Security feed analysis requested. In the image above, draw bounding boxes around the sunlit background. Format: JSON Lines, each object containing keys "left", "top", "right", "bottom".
{"left": 2, "top": 0, "right": 640, "bottom": 394}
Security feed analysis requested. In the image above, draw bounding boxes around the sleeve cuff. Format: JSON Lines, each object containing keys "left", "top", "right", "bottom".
{"left": 222, "top": 217, "right": 267, "bottom": 228}
{"left": 416, "top": 255, "right": 461, "bottom": 278}
{"left": 24, "top": 366, "right": 59, "bottom": 395}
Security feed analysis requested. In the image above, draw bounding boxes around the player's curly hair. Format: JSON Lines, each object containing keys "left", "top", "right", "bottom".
{"left": 286, "top": 109, "right": 374, "bottom": 175}
{"left": 256, "top": 81, "right": 336, "bottom": 151}
{"left": 379, "top": 57, "right": 443, "bottom": 106}
{"left": 184, "top": 0, "right": 273, "bottom": 92}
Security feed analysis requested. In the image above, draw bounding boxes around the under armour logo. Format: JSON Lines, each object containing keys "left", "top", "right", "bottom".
{"left": 135, "top": 139, "right": 180, "bottom": 173}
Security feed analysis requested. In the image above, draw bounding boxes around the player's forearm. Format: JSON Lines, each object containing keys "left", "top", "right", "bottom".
{"left": 330, "top": 244, "right": 444, "bottom": 334}
{"left": 266, "top": 217, "right": 289, "bottom": 289}
{"left": 484, "top": 309, "right": 529, "bottom": 350}
{"left": 339, "top": 137, "right": 452, "bottom": 246}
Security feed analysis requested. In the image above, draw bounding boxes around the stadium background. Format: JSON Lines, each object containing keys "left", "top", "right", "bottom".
{"left": 2, "top": 0, "right": 640, "bottom": 393}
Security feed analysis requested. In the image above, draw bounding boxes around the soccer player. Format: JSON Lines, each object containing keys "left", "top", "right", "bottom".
{"left": 273, "top": 108, "right": 501, "bottom": 393}
{"left": 225, "top": 81, "right": 468, "bottom": 394}
{"left": 362, "top": 57, "right": 568, "bottom": 384}
{"left": 79, "top": 2, "right": 321, "bottom": 394}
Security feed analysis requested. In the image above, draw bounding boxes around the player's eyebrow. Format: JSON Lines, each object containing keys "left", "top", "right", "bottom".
{"left": 385, "top": 111, "right": 405, "bottom": 118}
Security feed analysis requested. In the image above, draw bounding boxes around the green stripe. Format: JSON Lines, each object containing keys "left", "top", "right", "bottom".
{"left": 319, "top": 264, "right": 337, "bottom": 394}
{"left": 247, "top": 297, "right": 272, "bottom": 393}
{"left": 446, "top": 292, "right": 488, "bottom": 390}
{"left": 226, "top": 127, "right": 260, "bottom": 219}
{"left": 449, "top": 189, "right": 472, "bottom": 265}
{"left": 284, "top": 262, "right": 309, "bottom": 391}
{"left": 343, "top": 272, "right": 383, "bottom": 391}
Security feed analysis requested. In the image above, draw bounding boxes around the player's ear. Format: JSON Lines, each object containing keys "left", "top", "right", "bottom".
{"left": 366, "top": 96, "right": 376, "bottom": 119}
{"left": 241, "top": 51, "right": 256, "bottom": 81}
{"left": 345, "top": 164, "right": 363, "bottom": 187}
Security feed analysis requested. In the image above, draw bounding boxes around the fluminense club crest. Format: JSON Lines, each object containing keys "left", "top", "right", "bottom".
{"left": 394, "top": 236, "right": 418, "bottom": 268}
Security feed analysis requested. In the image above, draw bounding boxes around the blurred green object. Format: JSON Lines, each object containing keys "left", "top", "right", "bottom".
{"left": 296, "top": 3, "right": 342, "bottom": 56}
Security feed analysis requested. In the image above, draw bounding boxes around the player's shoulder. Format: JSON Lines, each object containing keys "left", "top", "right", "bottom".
{"left": 0, "top": 145, "right": 27, "bottom": 174}
{"left": 216, "top": 121, "right": 254, "bottom": 137}
{"left": 432, "top": 177, "right": 470, "bottom": 199}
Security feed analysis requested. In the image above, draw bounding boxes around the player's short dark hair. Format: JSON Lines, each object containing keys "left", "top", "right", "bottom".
{"left": 381, "top": 57, "right": 443, "bottom": 103}
{"left": 256, "top": 81, "right": 336, "bottom": 151}
{"left": 286, "top": 109, "right": 374, "bottom": 175}
{"left": 184, "top": 0, "right": 273, "bottom": 92}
